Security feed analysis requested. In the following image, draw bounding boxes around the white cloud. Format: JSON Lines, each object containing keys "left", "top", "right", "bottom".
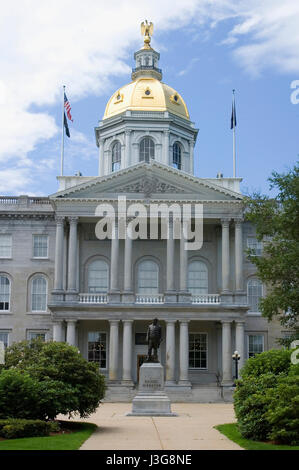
{"left": 1, "top": 0, "right": 299, "bottom": 194}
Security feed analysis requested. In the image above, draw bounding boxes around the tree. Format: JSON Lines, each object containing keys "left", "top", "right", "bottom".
{"left": 3, "top": 339, "right": 106, "bottom": 419}
{"left": 245, "top": 162, "right": 299, "bottom": 345}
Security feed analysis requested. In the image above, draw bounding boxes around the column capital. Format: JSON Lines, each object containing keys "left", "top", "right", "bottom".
{"left": 68, "top": 216, "right": 79, "bottom": 224}
{"left": 166, "top": 319, "right": 177, "bottom": 324}
{"left": 66, "top": 319, "right": 77, "bottom": 325}
{"left": 109, "top": 319, "right": 120, "bottom": 325}
{"left": 221, "top": 320, "right": 232, "bottom": 325}
{"left": 125, "top": 129, "right": 131, "bottom": 136}
{"left": 179, "top": 319, "right": 190, "bottom": 324}
{"left": 234, "top": 217, "right": 244, "bottom": 225}
{"left": 55, "top": 215, "right": 65, "bottom": 225}
{"left": 221, "top": 218, "right": 231, "bottom": 227}
{"left": 122, "top": 319, "right": 133, "bottom": 324}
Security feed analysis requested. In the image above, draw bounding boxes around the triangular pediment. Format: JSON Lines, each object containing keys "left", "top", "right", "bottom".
{"left": 50, "top": 161, "right": 243, "bottom": 202}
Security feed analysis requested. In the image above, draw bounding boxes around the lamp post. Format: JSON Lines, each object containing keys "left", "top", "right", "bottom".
{"left": 232, "top": 350, "right": 241, "bottom": 384}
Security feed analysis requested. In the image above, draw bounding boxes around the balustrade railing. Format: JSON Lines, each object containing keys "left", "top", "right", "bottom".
{"left": 191, "top": 294, "right": 220, "bottom": 304}
{"left": 79, "top": 293, "right": 108, "bottom": 304}
{"left": 135, "top": 294, "right": 164, "bottom": 304}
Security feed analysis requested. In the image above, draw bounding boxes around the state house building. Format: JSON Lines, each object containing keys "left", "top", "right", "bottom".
{"left": 0, "top": 29, "right": 284, "bottom": 401}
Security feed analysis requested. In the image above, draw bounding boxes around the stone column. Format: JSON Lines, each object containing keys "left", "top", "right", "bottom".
{"left": 110, "top": 221, "right": 119, "bottom": 295}
{"left": 221, "top": 219, "right": 230, "bottom": 292}
{"left": 53, "top": 216, "right": 65, "bottom": 297}
{"left": 166, "top": 220, "right": 175, "bottom": 291}
{"left": 165, "top": 320, "right": 176, "bottom": 384}
{"left": 180, "top": 221, "right": 188, "bottom": 291}
{"left": 235, "top": 219, "right": 243, "bottom": 292}
{"left": 163, "top": 130, "right": 170, "bottom": 165}
{"left": 124, "top": 228, "right": 133, "bottom": 292}
{"left": 109, "top": 320, "right": 119, "bottom": 381}
{"left": 124, "top": 130, "right": 131, "bottom": 168}
{"left": 53, "top": 321, "right": 63, "bottom": 342}
{"left": 179, "top": 221, "right": 191, "bottom": 302}
{"left": 67, "top": 217, "right": 78, "bottom": 295}
{"left": 122, "top": 320, "right": 133, "bottom": 384}
{"left": 66, "top": 320, "right": 77, "bottom": 346}
{"left": 179, "top": 320, "right": 191, "bottom": 385}
{"left": 165, "top": 219, "right": 176, "bottom": 302}
{"left": 221, "top": 321, "right": 232, "bottom": 385}
{"left": 189, "top": 139, "right": 194, "bottom": 175}
{"left": 98, "top": 137, "right": 104, "bottom": 176}
{"left": 235, "top": 321, "right": 245, "bottom": 372}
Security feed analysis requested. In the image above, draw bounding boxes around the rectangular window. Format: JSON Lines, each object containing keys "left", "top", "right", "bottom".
{"left": 33, "top": 235, "right": 48, "bottom": 258}
{"left": 27, "top": 331, "right": 46, "bottom": 342}
{"left": 0, "top": 234, "right": 12, "bottom": 258}
{"left": 248, "top": 335, "right": 264, "bottom": 358}
{"left": 247, "top": 237, "right": 263, "bottom": 256}
{"left": 189, "top": 333, "right": 208, "bottom": 369}
{"left": 88, "top": 332, "right": 107, "bottom": 368}
{"left": 0, "top": 331, "right": 9, "bottom": 348}
{"left": 135, "top": 333, "right": 147, "bottom": 345}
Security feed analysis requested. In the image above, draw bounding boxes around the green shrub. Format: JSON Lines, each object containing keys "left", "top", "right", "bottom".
{"left": 234, "top": 349, "right": 299, "bottom": 445}
{"left": 0, "top": 369, "right": 40, "bottom": 419}
{"left": 266, "top": 374, "right": 299, "bottom": 445}
{"left": 234, "top": 373, "right": 279, "bottom": 441}
{"left": 0, "top": 419, "right": 59, "bottom": 439}
{"left": 3, "top": 339, "right": 106, "bottom": 419}
{"left": 240, "top": 349, "right": 291, "bottom": 379}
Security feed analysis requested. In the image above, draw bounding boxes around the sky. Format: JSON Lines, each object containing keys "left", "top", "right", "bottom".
{"left": 0, "top": 0, "right": 298, "bottom": 196}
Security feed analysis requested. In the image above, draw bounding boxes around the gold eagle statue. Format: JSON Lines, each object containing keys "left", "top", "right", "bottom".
{"left": 141, "top": 20, "right": 154, "bottom": 49}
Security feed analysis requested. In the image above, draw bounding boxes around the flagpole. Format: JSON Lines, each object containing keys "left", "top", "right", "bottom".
{"left": 61, "top": 85, "right": 65, "bottom": 176}
{"left": 232, "top": 89, "right": 236, "bottom": 178}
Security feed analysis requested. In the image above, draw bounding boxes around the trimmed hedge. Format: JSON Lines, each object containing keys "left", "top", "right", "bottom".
{"left": 0, "top": 419, "right": 59, "bottom": 439}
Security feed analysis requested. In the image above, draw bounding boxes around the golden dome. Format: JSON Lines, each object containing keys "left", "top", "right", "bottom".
{"left": 103, "top": 77, "right": 190, "bottom": 121}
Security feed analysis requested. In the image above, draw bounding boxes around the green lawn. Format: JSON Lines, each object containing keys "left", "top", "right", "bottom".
{"left": 0, "top": 421, "right": 96, "bottom": 450}
{"left": 215, "top": 423, "right": 299, "bottom": 451}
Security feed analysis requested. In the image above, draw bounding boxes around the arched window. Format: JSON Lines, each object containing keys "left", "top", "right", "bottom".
{"left": 137, "top": 260, "right": 159, "bottom": 294}
{"left": 88, "top": 260, "right": 109, "bottom": 293}
{"left": 0, "top": 275, "right": 10, "bottom": 311}
{"left": 139, "top": 137, "right": 155, "bottom": 163}
{"left": 247, "top": 278, "right": 263, "bottom": 312}
{"left": 31, "top": 276, "right": 47, "bottom": 312}
{"left": 188, "top": 261, "right": 208, "bottom": 295}
{"left": 112, "top": 142, "right": 121, "bottom": 172}
{"left": 173, "top": 142, "right": 182, "bottom": 170}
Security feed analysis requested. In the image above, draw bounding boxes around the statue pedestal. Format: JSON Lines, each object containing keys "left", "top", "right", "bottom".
{"left": 126, "top": 362, "right": 177, "bottom": 416}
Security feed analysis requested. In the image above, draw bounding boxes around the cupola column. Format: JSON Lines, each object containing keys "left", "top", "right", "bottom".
{"left": 163, "top": 130, "right": 170, "bottom": 165}
{"left": 98, "top": 137, "right": 105, "bottom": 176}
{"left": 189, "top": 139, "right": 195, "bottom": 175}
{"left": 124, "top": 130, "right": 131, "bottom": 169}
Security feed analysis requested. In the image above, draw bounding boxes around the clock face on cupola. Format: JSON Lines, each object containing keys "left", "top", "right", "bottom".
{"left": 95, "top": 21, "right": 198, "bottom": 177}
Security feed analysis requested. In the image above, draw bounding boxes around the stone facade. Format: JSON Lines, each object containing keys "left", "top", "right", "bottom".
{"left": 0, "top": 38, "right": 285, "bottom": 402}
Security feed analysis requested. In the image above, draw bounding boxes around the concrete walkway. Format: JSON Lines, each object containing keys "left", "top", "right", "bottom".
{"left": 68, "top": 403, "right": 242, "bottom": 450}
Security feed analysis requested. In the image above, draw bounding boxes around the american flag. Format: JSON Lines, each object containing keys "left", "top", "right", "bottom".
{"left": 64, "top": 92, "right": 73, "bottom": 122}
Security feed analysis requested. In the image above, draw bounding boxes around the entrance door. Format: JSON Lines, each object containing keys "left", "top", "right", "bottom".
{"left": 137, "top": 354, "right": 147, "bottom": 382}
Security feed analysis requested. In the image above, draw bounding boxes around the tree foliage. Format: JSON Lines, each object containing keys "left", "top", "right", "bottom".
{"left": 244, "top": 162, "right": 299, "bottom": 343}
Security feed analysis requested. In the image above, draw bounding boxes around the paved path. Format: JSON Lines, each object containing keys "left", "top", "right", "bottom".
{"left": 66, "top": 403, "right": 242, "bottom": 450}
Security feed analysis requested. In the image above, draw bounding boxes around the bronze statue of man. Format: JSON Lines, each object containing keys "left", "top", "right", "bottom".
{"left": 146, "top": 318, "right": 162, "bottom": 362}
